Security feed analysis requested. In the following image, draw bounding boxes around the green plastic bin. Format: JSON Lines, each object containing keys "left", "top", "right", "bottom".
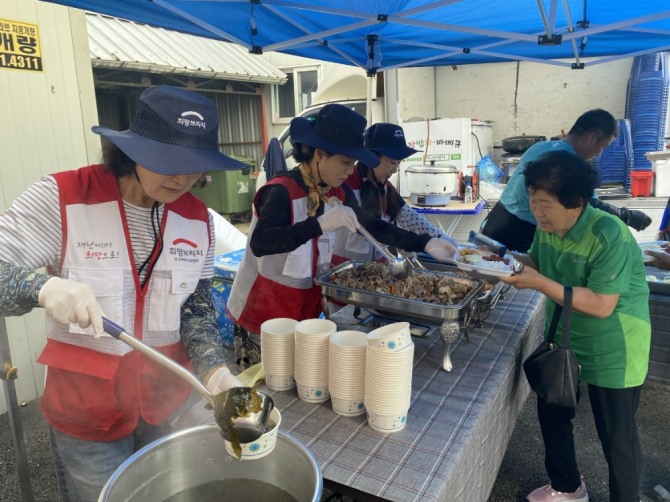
{"left": 193, "top": 154, "right": 256, "bottom": 214}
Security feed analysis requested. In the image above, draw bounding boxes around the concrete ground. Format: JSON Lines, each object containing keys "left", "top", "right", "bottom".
{"left": 1, "top": 193, "right": 669, "bottom": 502}
{"left": 1, "top": 382, "right": 668, "bottom": 501}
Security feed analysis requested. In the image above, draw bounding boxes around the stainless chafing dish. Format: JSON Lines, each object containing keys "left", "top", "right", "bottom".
{"left": 414, "top": 255, "right": 510, "bottom": 326}
{"left": 314, "top": 260, "right": 484, "bottom": 371}
{"left": 472, "top": 280, "right": 509, "bottom": 321}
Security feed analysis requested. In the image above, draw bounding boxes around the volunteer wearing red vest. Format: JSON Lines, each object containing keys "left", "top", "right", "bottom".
{"left": 227, "top": 105, "right": 457, "bottom": 368}
{"left": 339, "top": 123, "right": 459, "bottom": 262}
{"left": 0, "top": 85, "right": 244, "bottom": 501}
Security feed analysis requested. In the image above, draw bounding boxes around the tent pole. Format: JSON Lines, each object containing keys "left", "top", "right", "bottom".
{"left": 366, "top": 75, "right": 373, "bottom": 125}
{"left": 384, "top": 69, "right": 399, "bottom": 125}
{"left": 0, "top": 317, "right": 34, "bottom": 502}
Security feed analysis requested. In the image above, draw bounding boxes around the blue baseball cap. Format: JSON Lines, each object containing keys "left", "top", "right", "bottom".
{"left": 364, "top": 123, "right": 420, "bottom": 161}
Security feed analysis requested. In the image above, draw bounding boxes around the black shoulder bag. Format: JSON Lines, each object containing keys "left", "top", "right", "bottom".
{"left": 523, "top": 287, "right": 580, "bottom": 409}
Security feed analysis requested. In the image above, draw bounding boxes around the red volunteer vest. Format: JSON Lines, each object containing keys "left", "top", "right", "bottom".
{"left": 37, "top": 165, "right": 209, "bottom": 441}
{"left": 232, "top": 176, "right": 345, "bottom": 333}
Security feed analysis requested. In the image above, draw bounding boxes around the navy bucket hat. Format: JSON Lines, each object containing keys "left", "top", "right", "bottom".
{"left": 92, "top": 85, "right": 247, "bottom": 175}
{"left": 364, "top": 123, "right": 421, "bottom": 161}
{"left": 290, "top": 104, "right": 379, "bottom": 167}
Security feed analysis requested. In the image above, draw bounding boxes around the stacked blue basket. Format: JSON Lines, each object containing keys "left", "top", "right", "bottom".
{"left": 625, "top": 52, "right": 669, "bottom": 190}
{"left": 592, "top": 119, "right": 633, "bottom": 187}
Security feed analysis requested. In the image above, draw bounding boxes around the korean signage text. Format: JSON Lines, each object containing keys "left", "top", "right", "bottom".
{"left": 407, "top": 138, "right": 464, "bottom": 162}
{"left": 401, "top": 118, "right": 473, "bottom": 172}
{"left": 0, "top": 18, "right": 43, "bottom": 72}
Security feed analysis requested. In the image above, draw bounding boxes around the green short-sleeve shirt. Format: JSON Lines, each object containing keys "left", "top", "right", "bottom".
{"left": 529, "top": 204, "right": 650, "bottom": 388}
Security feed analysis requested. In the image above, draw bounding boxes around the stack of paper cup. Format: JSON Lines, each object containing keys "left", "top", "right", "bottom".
{"left": 294, "top": 318, "right": 337, "bottom": 403}
{"left": 328, "top": 330, "right": 367, "bottom": 416}
{"left": 364, "top": 322, "right": 414, "bottom": 433}
{"left": 260, "top": 318, "right": 298, "bottom": 391}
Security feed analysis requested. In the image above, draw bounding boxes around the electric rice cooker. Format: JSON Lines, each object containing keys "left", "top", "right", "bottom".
{"left": 406, "top": 164, "right": 458, "bottom": 206}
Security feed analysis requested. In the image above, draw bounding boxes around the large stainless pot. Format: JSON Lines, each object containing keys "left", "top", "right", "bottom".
{"left": 98, "top": 425, "right": 322, "bottom": 502}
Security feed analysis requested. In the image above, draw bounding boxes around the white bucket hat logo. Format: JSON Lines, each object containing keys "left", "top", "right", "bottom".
{"left": 177, "top": 110, "right": 206, "bottom": 129}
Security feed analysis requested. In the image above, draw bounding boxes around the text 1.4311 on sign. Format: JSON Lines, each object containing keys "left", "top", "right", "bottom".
{"left": 0, "top": 18, "right": 43, "bottom": 73}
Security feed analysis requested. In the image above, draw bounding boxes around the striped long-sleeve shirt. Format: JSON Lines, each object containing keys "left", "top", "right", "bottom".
{"left": 0, "top": 174, "right": 227, "bottom": 379}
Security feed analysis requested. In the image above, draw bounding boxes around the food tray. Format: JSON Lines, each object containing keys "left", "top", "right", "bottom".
{"left": 415, "top": 255, "right": 508, "bottom": 306}
{"left": 315, "top": 261, "right": 484, "bottom": 323}
{"left": 639, "top": 241, "right": 668, "bottom": 264}
{"left": 645, "top": 265, "right": 670, "bottom": 295}
{"left": 453, "top": 250, "right": 515, "bottom": 277}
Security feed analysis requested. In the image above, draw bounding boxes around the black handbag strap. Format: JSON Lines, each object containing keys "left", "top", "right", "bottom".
{"left": 562, "top": 287, "right": 573, "bottom": 348}
{"left": 546, "top": 286, "right": 573, "bottom": 348}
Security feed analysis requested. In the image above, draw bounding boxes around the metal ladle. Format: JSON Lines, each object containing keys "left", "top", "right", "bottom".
{"left": 327, "top": 197, "right": 409, "bottom": 278}
{"left": 101, "top": 317, "right": 273, "bottom": 443}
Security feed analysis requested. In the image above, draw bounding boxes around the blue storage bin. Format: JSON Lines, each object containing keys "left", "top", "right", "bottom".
{"left": 214, "top": 248, "right": 246, "bottom": 279}
{"left": 212, "top": 249, "right": 246, "bottom": 348}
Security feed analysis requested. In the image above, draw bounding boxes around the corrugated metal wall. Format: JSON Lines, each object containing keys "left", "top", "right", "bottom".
{"left": 95, "top": 89, "right": 131, "bottom": 131}
{"left": 206, "top": 92, "right": 263, "bottom": 167}
{"left": 0, "top": 0, "right": 99, "bottom": 414}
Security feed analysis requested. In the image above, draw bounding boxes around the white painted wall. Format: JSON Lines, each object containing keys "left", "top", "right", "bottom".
{"left": 398, "top": 67, "right": 438, "bottom": 121}
{"left": 0, "top": 0, "right": 98, "bottom": 414}
{"left": 434, "top": 59, "right": 633, "bottom": 144}
{"left": 262, "top": 54, "right": 632, "bottom": 150}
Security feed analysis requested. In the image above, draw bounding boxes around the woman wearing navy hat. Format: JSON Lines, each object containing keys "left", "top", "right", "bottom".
{"left": 0, "top": 85, "right": 243, "bottom": 500}
{"left": 227, "top": 105, "right": 456, "bottom": 368}
{"left": 338, "top": 123, "right": 459, "bottom": 263}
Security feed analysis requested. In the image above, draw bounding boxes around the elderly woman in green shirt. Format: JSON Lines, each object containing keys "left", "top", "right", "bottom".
{"left": 500, "top": 150, "right": 650, "bottom": 502}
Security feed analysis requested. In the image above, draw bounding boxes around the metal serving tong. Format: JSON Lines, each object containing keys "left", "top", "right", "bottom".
{"left": 400, "top": 251, "right": 426, "bottom": 271}
{"left": 327, "top": 197, "right": 409, "bottom": 278}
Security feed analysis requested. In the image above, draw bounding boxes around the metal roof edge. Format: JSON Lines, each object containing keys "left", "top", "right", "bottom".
{"left": 90, "top": 59, "right": 286, "bottom": 84}
{"left": 86, "top": 12, "right": 287, "bottom": 84}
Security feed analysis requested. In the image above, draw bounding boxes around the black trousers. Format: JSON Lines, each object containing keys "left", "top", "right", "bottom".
{"left": 537, "top": 384, "right": 642, "bottom": 502}
{"left": 480, "top": 202, "right": 536, "bottom": 253}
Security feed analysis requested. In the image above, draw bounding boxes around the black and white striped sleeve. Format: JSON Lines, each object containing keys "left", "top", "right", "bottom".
{"left": 0, "top": 176, "right": 61, "bottom": 314}
{"left": 0, "top": 176, "right": 62, "bottom": 271}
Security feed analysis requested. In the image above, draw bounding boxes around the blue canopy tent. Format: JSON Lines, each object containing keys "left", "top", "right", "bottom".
{"left": 41, "top": 0, "right": 670, "bottom": 72}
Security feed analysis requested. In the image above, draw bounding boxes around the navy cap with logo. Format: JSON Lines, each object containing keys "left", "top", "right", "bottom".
{"left": 364, "top": 123, "right": 421, "bottom": 161}
{"left": 92, "top": 85, "right": 247, "bottom": 175}
{"left": 290, "top": 103, "right": 379, "bottom": 168}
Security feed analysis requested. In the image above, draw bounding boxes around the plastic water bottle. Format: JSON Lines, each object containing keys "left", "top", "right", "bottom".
{"left": 464, "top": 182, "right": 473, "bottom": 204}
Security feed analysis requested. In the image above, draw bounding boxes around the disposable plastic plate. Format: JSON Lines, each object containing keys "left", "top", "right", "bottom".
{"left": 454, "top": 250, "right": 515, "bottom": 278}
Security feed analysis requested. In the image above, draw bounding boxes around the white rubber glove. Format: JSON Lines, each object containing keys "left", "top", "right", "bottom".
{"left": 441, "top": 235, "right": 459, "bottom": 247}
{"left": 317, "top": 206, "right": 359, "bottom": 233}
{"left": 424, "top": 237, "right": 458, "bottom": 262}
{"left": 38, "top": 277, "right": 104, "bottom": 337}
{"left": 206, "top": 366, "right": 244, "bottom": 395}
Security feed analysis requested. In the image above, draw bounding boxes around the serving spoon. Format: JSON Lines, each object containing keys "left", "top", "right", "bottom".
{"left": 101, "top": 317, "right": 273, "bottom": 444}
